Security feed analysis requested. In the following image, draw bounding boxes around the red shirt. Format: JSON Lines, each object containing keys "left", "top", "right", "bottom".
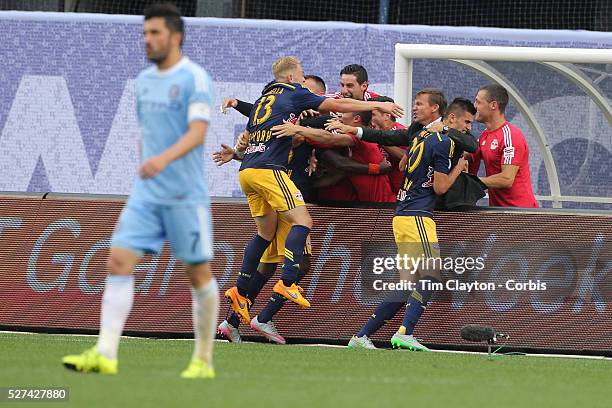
{"left": 318, "top": 178, "right": 357, "bottom": 202}
{"left": 469, "top": 122, "right": 538, "bottom": 208}
{"left": 378, "top": 122, "right": 408, "bottom": 194}
{"left": 348, "top": 135, "right": 395, "bottom": 203}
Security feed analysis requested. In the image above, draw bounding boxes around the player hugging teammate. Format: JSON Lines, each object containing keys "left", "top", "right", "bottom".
{"left": 216, "top": 57, "right": 483, "bottom": 351}
{"left": 216, "top": 57, "right": 403, "bottom": 344}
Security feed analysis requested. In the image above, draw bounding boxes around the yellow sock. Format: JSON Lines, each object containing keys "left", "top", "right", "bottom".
{"left": 398, "top": 326, "right": 407, "bottom": 335}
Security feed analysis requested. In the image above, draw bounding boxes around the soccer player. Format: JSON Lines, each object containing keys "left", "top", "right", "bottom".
{"left": 62, "top": 4, "right": 218, "bottom": 378}
{"left": 328, "top": 98, "right": 476, "bottom": 350}
{"left": 326, "top": 64, "right": 381, "bottom": 101}
{"left": 469, "top": 84, "right": 538, "bottom": 207}
{"left": 272, "top": 112, "right": 396, "bottom": 203}
{"left": 214, "top": 78, "right": 327, "bottom": 343}
{"left": 224, "top": 56, "right": 403, "bottom": 326}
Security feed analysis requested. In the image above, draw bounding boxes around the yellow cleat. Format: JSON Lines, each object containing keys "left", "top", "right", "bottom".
{"left": 224, "top": 286, "right": 251, "bottom": 324}
{"left": 273, "top": 280, "right": 311, "bottom": 308}
{"left": 180, "top": 359, "right": 215, "bottom": 379}
{"left": 62, "top": 347, "right": 118, "bottom": 375}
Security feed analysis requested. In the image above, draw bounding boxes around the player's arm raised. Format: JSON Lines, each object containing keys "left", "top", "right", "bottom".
{"left": 140, "top": 120, "right": 208, "bottom": 179}
{"left": 326, "top": 119, "right": 415, "bottom": 146}
{"left": 318, "top": 98, "right": 404, "bottom": 118}
{"left": 271, "top": 123, "right": 354, "bottom": 147}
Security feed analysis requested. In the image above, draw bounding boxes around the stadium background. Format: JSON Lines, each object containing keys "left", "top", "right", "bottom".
{"left": 0, "top": 0, "right": 610, "bottom": 355}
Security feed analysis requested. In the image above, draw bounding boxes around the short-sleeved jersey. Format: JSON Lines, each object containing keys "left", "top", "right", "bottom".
{"left": 240, "top": 82, "right": 326, "bottom": 171}
{"left": 132, "top": 57, "right": 214, "bottom": 204}
{"left": 395, "top": 129, "right": 454, "bottom": 217}
{"left": 469, "top": 122, "right": 538, "bottom": 208}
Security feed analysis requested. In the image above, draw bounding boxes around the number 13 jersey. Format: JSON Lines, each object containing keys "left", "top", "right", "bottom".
{"left": 239, "top": 82, "right": 326, "bottom": 171}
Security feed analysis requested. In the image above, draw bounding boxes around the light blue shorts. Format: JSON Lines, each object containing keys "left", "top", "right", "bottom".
{"left": 111, "top": 199, "right": 213, "bottom": 264}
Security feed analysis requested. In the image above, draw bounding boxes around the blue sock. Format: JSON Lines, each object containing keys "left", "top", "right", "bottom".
{"left": 227, "top": 269, "right": 272, "bottom": 329}
{"left": 257, "top": 293, "right": 286, "bottom": 323}
{"left": 357, "top": 301, "right": 404, "bottom": 337}
{"left": 258, "top": 256, "right": 310, "bottom": 324}
{"left": 237, "top": 235, "right": 271, "bottom": 295}
{"left": 401, "top": 277, "right": 439, "bottom": 335}
{"left": 247, "top": 270, "right": 271, "bottom": 302}
{"left": 227, "top": 312, "right": 241, "bottom": 328}
{"left": 280, "top": 225, "right": 310, "bottom": 285}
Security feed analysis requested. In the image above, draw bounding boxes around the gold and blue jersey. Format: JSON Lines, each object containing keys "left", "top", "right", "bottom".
{"left": 239, "top": 82, "right": 326, "bottom": 171}
{"left": 395, "top": 129, "right": 455, "bottom": 217}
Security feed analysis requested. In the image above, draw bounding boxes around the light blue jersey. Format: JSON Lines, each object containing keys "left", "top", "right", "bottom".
{"left": 132, "top": 56, "right": 214, "bottom": 204}
{"left": 112, "top": 56, "right": 215, "bottom": 264}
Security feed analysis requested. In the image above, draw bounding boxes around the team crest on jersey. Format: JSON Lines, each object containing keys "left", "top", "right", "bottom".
{"left": 294, "top": 190, "right": 304, "bottom": 202}
{"left": 168, "top": 84, "right": 180, "bottom": 99}
{"left": 490, "top": 139, "right": 499, "bottom": 150}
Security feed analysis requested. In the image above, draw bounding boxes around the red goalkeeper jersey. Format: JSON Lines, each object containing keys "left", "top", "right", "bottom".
{"left": 469, "top": 122, "right": 538, "bottom": 208}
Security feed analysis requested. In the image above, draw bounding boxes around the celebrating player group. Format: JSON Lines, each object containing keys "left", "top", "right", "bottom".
{"left": 61, "top": 3, "right": 538, "bottom": 379}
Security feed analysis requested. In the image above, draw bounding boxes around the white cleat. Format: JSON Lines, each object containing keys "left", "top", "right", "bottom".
{"left": 390, "top": 333, "right": 430, "bottom": 351}
{"left": 250, "top": 315, "right": 286, "bottom": 344}
{"left": 348, "top": 335, "right": 377, "bottom": 350}
{"left": 217, "top": 320, "right": 242, "bottom": 343}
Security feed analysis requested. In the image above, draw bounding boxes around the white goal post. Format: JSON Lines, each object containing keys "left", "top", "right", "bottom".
{"left": 394, "top": 44, "right": 612, "bottom": 208}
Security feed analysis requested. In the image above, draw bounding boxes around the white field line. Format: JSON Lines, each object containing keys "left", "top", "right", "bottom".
{"left": 1, "top": 331, "right": 610, "bottom": 361}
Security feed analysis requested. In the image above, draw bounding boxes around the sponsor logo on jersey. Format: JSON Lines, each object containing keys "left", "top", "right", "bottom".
{"left": 169, "top": 84, "right": 180, "bottom": 99}
{"left": 245, "top": 143, "right": 267, "bottom": 154}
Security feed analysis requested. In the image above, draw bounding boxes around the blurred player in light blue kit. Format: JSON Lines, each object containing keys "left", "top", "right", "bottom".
{"left": 62, "top": 3, "right": 219, "bottom": 379}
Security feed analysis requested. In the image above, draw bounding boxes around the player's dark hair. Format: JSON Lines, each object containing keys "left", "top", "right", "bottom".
{"left": 370, "top": 95, "right": 396, "bottom": 121}
{"left": 144, "top": 3, "right": 185, "bottom": 46}
{"left": 356, "top": 111, "right": 372, "bottom": 126}
{"left": 416, "top": 88, "right": 447, "bottom": 117}
{"left": 479, "top": 83, "right": 509, "bottom": 113}
{"left": 340, "top": 64, "right": 368, "bottom": 84}
{"left": 304, "top": 75, "right": 327, "bottom": 93}
{"left": 444, "top": 97, "right": 476, "bottom": 119}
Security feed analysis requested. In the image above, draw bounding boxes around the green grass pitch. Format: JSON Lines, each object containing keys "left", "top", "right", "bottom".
{"left": 1, "top": 332, "right": 610, "bottom": 407}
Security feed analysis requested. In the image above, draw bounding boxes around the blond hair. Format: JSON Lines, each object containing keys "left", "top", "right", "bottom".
{"left": 272, "top": 56, "right": 301, "bottom": 81}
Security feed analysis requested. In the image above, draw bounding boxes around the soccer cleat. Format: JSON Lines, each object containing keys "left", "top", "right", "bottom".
{"left": 217, "top": 320, "right": 242, "bottom": 343}
{"left": 390, "top": 333, "right": 430, "bottom": 351}
{"left": 348, "top": 335, "right": 377, "bottom": 350}
{"left": 272, "top": 280, "right": 310, "bottom": 308}
{"left": 250, "top": 315, "right": 286, "bottom": 344}
{"left": 180, "top": 359, "right": 215, "bottom": 379}
{"left": 62, "top": 347, "right": 118, "bottom": 375}
{"left": 224, "top": 286, "right": 251, "bottom": 324}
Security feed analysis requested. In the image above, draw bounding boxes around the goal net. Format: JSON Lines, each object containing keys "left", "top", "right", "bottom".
{"left": 394, "top": 44, "right": 612, "bottom": 209}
